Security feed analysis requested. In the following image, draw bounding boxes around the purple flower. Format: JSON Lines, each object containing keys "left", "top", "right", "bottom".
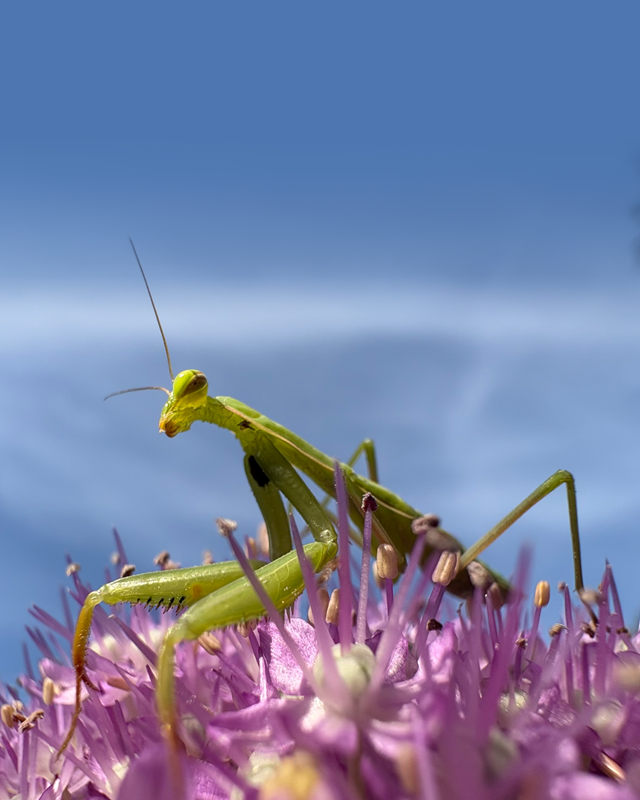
{"left": 4, "top": 491, "right": 640, "bottom": 798}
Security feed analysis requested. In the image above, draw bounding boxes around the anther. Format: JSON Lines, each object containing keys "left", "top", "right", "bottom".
{"left": 596, "top": 753, "right": 626, "bottom": 783}
{"left": 395, "top": 742, "right": 420, "bottom": 794}
{"left": 467, "top": 561, "right": 493, "bottom": 591}
{"left": 308, "top": 588, "right": 330, "bottom": 627}
{"left": 488, "top": 582, "right": 506, "bottom": 610}
{"left": 18, "top": 709, "right": 44, "bottom": 733}
{"left": 361, "top": 492, "right": 378, "bottom": 513}
{"left": 326, "top": 588, "right": 341, "bottom": 625}
{"left": 578, "top": 587, "right": 602, "bottom": 607}
{"left": 411, "top": 514, "right": 441, "bottom": 535}
{"left": 1, "top": 705, "right": 15, "bottom": 729}
{"left": 376, "top": 544, "right": 398, "bottom": 581}
{"left": 198, "top": 632, "right": 222, "bottom": 654}
{"left": 66, "top": 563, "right": 81, "bottom": 577}
{"left": 120, "top": 564, "right": 136, "bottom": 578}
{"left": 425, "top": 523, "right": 459, "bottom": 555}
{"left": 432, "top": 551, "right": 460, "bottom": 587}
{"left": 614, "top": 661, "right": 640, "bottom": 693}
{"left": 256, "top": 523, "right": 270, "bottom": 559}
{"left": 216, "top": 518, "right": 238, "bottom": 538}
{"left": 237, "top": 620, "right": 257, "bottom": 638}
{"left": 42, "top": 677, "right": 58, "bottom": 706}
{"left": 534, "top": 581, "right": 551, "bottom": 608}
{"left": 154, "top": 551, "right": 169, "bottom": 567}
{"left": 154, "top": 551, "right": 180, "bottom": 570}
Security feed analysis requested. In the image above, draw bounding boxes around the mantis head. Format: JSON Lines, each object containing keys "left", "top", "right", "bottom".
{"left": 159, "top": 369, "right": 209, "bottom": 437}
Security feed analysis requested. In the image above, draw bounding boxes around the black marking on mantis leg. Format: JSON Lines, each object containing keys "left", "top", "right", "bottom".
{"left": 248, "top": 455, "right": 270, "bottom": 488}
{"left": 238, "top": 420, "right": 254, "bottom": 431}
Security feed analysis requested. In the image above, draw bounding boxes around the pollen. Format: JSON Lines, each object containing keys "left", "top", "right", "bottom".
{"left": 259, "top": 751, "right": 322, "bottom": 800}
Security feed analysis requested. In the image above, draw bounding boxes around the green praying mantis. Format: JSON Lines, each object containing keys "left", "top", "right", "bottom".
{"left": 58, "top": 241, "right": 585, "bottom": 757}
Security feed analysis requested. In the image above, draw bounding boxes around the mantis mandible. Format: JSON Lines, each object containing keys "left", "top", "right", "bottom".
{"left": 58, "top": 241, "right": 585, "bottom": 757}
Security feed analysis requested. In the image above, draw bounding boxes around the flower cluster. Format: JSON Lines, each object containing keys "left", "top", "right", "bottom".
{"left": 3, "top": 502, "right": 640, "bottom": 799}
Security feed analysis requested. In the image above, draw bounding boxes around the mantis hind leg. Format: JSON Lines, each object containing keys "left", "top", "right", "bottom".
{"left": 343, "top": 438, "right": 379, "bottom": 484}
{"left": 458, "top": 469, "right": 584, "bottom": 593}
{"left": 293, "top": 438, "right": 380, "bottom": 539}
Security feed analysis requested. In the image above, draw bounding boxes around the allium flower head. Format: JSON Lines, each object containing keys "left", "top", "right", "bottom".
{"left": 4, "top": 486, "right": 640, "bottom": 799}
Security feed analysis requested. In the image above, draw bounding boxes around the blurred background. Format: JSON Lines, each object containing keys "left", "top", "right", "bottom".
{"left": 2, "top": 3, "right": 640, "bottom": 681}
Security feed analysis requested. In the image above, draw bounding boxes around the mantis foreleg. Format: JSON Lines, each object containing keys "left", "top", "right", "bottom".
{"left": 60, "top": 426, "right": 340, "bottom": 757}
{"left": 58, "top": 559, "right": 263, "bottom": 755}
{"left": 244, "top": 453, "right": 292, "bottom": 561}
{"left": 156, "top": 537, "right": 336, "bottom": 743}
{"left": 156, "top": 435, "right": 340, "bottom": 741}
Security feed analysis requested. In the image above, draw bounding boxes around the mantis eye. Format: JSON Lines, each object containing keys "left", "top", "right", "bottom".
{"left": 173, "top": 369, "right": 208, "bottom": 400}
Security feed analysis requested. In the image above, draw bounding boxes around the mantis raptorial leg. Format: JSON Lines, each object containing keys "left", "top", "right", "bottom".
{"left": 58, "top": 241, "right": 586, "bottom": 761}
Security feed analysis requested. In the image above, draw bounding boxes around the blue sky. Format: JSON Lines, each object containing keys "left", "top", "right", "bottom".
{"left": 2, "top": 4, "right": 640, "bottom": 681}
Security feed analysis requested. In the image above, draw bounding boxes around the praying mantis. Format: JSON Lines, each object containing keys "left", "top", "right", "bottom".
{"left": 58, "top": 241, "right": 585, "bottom": 757}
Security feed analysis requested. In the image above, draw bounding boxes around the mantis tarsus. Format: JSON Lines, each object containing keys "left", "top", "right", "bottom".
{"left": 58, "top": 241, "right": 585, "bottom": 758}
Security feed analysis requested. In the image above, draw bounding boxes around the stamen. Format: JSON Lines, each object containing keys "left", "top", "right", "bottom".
{"left": 1, "top": 704, "right": 16, "bottom": 729}
{"left": 376, "top": 543, "right": 397, "bottom": 616}
{"left": 245, "top": 537, "right": 258, "bottom": 559}
{"left": 198, "top": 632, "right": 222, "bottom": 655}
{"left": 355, "top": 493, "right": 377, "bottom": 645}
{"left": 256, "top": 522, "right": 270, "bottom": 559}
{"left": 18, "top": 709, "right": 44, "bottom": 733}
{"left": 525, "top": 580, "right": 550, "bottom": 662}
{"left": 224, "top": 526, "right": 320, "bottom": 694}
{"left": 154, "top": 551, "right": 180, "bottom": 570}
{"left": 596, "top": 752, "right": 626, "bottom": 783}
{"left": 42, "top": 677, "right": 58, "bottom": 706}
{"left": 326, "top": 588, "right": 341, "bottom": 625}
{"left": 534, "top": 580, "right": 550, "bottom": 608}
{"left": 467, "top": 561, "right": 492, "bottom": 591}
{"left": 308, "top": 588, "right": 330, "bottom": 627}
{"left": 394, "top": 743, "right": 419, "bottom": 795}
{"left": 334, "top": 463, "right": 354, "bottom": 652}
{"left": 215, "top": 518, "right": 238, "bottom": 538}
{"left": 410, "top": 514, "right": 440, "bottom": 534}
{"left": 431, "top": 551, "right": 460, "bottom": 587}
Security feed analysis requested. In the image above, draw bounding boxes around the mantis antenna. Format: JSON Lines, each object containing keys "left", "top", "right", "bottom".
{"left": 104, "top": 386, "right": 170, "bottom": 400}
{"left": 129, "top": 237, "right": 174, "bottom": 381}
{"left": 104, "top": 239, "right": 174, "bottom": 401}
